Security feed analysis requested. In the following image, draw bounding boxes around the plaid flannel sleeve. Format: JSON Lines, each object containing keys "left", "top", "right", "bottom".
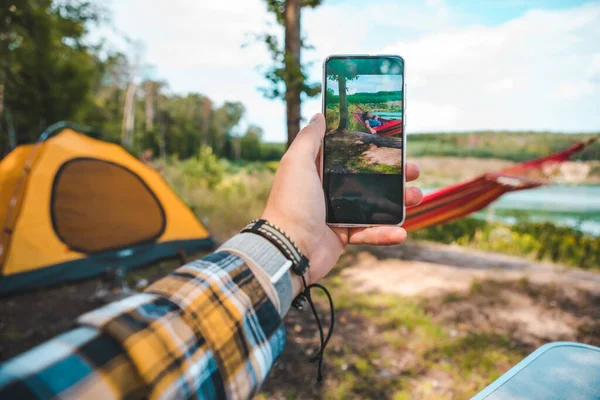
{"left": 0, "top": 251, "right": 286, "bottom": 399}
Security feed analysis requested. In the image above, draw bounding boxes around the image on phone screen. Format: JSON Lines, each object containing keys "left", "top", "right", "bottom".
{"left": 323, "top": 56, "right": 405, "bottom": 225}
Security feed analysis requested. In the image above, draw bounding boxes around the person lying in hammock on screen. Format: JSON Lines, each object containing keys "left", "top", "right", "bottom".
{"left": 362, "top": 111, "right": 383, "bottom": 134}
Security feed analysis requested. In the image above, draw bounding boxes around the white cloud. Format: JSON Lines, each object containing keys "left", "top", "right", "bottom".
{"left": 554, "top": 80, "right": 596, "bottom": 100}
{"left": 485, "top": 78, "right": 514, "bottom": 94}
{"left": 101, "top": 0, "right": 468, "bottom": 141}
{"left": 101, "top": 1, "right": 600, "bottom": 140}
{"left": 407, "top": 101, "right": 461, "bottom": 131}
{"left": 587, "top": 53, "right": 600, "bottom": 77}
{"left": 382, "top": 3, "right": 600, "bottom": 133}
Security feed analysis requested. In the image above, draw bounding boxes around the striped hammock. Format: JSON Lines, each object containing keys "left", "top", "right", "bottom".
{"left": 404, "top": 139, "right": 596, "bottom": 231}
{"left": 351, "top": 106, "right": 403, "bottom": 137}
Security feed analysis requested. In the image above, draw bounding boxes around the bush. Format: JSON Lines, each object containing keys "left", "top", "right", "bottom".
{"left": 412, "top": 217, "right": 600, "bottom": 269}
{"left": 159, "top": 155, "right": 274, "bottom": 242}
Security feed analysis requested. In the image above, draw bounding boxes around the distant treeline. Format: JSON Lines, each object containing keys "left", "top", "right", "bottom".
{"left": 263, "top": 131, "right": 600, "bottom": 162}
{"left": 0, "top": 1, "right": 272, "bottom": 163}
{"left": 407, "top": 132, "right": 600, "bottom": 162}
{"left": 326, "top": 89, "right": 403, "bottom": 105}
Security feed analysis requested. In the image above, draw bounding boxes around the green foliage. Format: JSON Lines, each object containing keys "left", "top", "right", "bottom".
{"left": 0, "top": 1, "right": 257, "bottom": 161}
{"left": 327, "top": 90, "right": 403, "bottom": 105}
{"left": 347, "top": 157, "right": 399, "bottom": 174}
{"left": 260, "top": 142, "right": 285, "bottom": 161}
{"left": 240, "top": 124, "right": 263, "bottom": 161}
{"left": 412, "top": 217, "right": 600, "bottom": 269}
{"left": 159, "top": 156, "right": 274, "bottom": 241}
{"left": 259, "top": 0, "right": 322, "bottom": 101}
{"left": 407, "top": 132, "right": 600, "bottom": 162}
{"left": 1, "top": 0, "right": 104, "bottom": 152}
{"left": 174, "top": 147, "right": 229, "bottom": 189}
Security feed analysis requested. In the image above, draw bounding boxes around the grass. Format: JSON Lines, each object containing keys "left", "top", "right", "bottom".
{"left": 151, "top": 152, "right": 596, "bottom": 398}
{"left": 157, "top": 150, "right": 274, "bottom": 241}
{"left": 347, "top": 156, "right": 399, "bottom": 174}
{"left": 302, "top": 263, "right": 527, "bottom": 399}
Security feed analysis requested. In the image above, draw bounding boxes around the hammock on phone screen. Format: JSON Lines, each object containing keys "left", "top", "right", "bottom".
{"left": 403, "top": 138, "right": 597, "bottom": 232}
{"left": 351, "top": 106, "right": 403, "bottom": 137}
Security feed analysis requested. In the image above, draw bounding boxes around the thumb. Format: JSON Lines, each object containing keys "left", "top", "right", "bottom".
{"left": 289, "top": 113, "right": 326, "bottom": 160}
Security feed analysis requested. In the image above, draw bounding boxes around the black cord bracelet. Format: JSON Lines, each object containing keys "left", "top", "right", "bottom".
{"left": 241, "top": 219, "right": 335, "bottom": 383}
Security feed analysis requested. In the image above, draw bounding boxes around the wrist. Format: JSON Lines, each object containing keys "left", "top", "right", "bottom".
{"left": 261, "top": 212, "right": 311, "bottom": 259}
{"left": 242, "top": 218, "right": 312, "bottom": 299}
{"left": 290, "top": 265, "right": 311, "bottom": 298}
{"left": 291, "top": 273, "right": 303, "bottom": 298}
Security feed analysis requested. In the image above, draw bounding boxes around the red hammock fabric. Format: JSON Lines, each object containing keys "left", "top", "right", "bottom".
{"left": 352, "top": 110, "right": 403, "bottom": 137}
{"left": 403, "top": 139, "right": 596, "bottom": 231}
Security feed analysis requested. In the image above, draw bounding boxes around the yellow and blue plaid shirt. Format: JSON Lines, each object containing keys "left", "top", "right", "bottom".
{"left": 0, "top": 248, "right": 289, "bottom": 399}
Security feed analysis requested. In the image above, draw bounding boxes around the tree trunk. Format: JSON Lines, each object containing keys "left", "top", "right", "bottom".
{"left": 144, "top": 82, "right": 154, "bottom": 132}
{"left": 0, "top": 7, "right": 8, "bottom": 155}
{"left": 121, "top": 81, "right": 136, "bottom": 147}
{"left": 284, "top": 0, "right": 302, "bottom": 148}
{"left": 201, "top": 97, "right": 211, "bottom": 147}
{"left": 0, "top": 83, "right": 12, "bottom": 152}
{"left": 158, "top": 111, "right": 166, "bottom": 158}
{"left": 6, "top": 108, "right": 16, "bottom": 149}
{"left": 157, "top": 95, "right": 167, "bottom": 158}
{"left": 337, "top": 76, "right": 348, "bottom": 131}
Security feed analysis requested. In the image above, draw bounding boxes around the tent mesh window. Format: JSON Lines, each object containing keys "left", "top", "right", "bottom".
{"left": 51, "top": 158, "right": 166, "bottom": 253}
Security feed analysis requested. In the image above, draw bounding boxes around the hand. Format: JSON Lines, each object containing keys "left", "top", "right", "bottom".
{"left": 262, "top": 113, "right": 422, "bottom": 296}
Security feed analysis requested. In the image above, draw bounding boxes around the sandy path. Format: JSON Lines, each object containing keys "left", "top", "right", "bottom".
{"left": 362, "top": 143, "right": 403, "bottom": 166}
{"left": 344, "top": 241, "right": 600, "bottom": 296}
{"left": 340, "top": 241, "right": 600, "bottom": 345}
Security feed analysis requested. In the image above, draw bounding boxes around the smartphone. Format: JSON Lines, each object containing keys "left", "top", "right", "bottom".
{"left": 321, "top": 55, "right": 406, "bottom": 227}
{"left": 472, "top": 342, "right": 600, "bottom": 399}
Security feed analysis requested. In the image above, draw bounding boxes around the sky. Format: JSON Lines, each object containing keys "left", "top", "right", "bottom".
{"left": 96, "top": 0, "right": 600, "bottom": 142}
{"left": 327, "top": 75, "right": 404, "bottom": 95}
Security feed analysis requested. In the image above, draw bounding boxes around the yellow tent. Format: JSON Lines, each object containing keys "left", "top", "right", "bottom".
{"left": 0, "top": 123, "right": 214, "bottom": 294}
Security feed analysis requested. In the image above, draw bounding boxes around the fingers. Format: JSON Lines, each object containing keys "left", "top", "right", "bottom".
{"left": 406, "top": 162, "right": 420, "bottom": 182}
{"left": 348, "top": 226, "right": 407, "bottom": 245}
{"left": 287, "top": 113, "right": 326, "bottom": 161}
{"left": 344, "top": 187, "right": 420, "bottom": 246}
{"left": 406, "top": 186, "right": 424, "bottom": 207}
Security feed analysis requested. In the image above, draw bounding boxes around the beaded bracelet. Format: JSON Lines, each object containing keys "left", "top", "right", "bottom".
{"left": 241, "top": 219, "right": 309, "bottom": 277}
{"left": 241, "top": 219, "right": 335, "bottom": 382}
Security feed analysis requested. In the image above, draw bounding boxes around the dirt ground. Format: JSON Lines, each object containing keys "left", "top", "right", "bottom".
{"left": 262, "top": 243, "right": 600, "bottom": 399}
{"left": 2, "top": 242, "right": 599, "bottom": 399}
{"left": 324, "top": 130, "right": 403, "bottom": 174}
{"left": 362, "top": 144, "right": 402, "bottom": 167}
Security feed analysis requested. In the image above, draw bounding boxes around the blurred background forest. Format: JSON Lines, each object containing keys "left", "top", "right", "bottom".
{"left": 0, "top": 1, "right": 278, "bottom": 161}
{"left": 1, "top": 1, "right": 600, "bottom": 399}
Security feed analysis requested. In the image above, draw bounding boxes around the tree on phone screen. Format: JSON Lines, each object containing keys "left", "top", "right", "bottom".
{"left": 326, "top": 60, "right": 359, "bottom": 132}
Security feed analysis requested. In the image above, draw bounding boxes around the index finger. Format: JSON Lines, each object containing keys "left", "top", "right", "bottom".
{"left": 348, "top": 226, "right": 407, "bottom": 246}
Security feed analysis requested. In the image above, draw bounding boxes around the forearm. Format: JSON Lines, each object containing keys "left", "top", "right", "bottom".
{"left": 0, "top": 234, "right": 290, "bottom": 400}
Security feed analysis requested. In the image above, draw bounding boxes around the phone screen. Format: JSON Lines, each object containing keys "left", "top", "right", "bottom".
{"left": 322, "top": 55, "right": 405, "bottom": 225}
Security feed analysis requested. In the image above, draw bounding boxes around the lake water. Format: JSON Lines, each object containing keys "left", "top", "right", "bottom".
{"left": 424, "top": 185, "right": 600, "bottom": 236}
{"left": 373, "top": 111, "right": 402, "bottom": 120}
